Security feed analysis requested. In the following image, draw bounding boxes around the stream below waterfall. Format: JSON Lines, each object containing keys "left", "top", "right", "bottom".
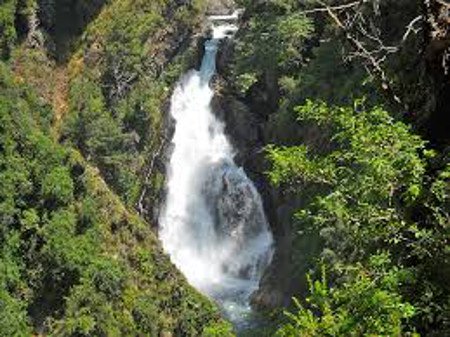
{"left": 159, "top": 15, "right": 274, "bottom": 328}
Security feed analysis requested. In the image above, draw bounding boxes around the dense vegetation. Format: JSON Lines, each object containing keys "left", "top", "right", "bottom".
{"left": 62, "top": 0, "right": 206, "bottom": 210}
{"left": 0, "top": 60, "right": 224, "bottom": 336}
{"left": 230, "top": 1, "right": 449, "bottom": 336}
{"left": 0, "top": 0, "right": 230, "bottom": 335}
{"left": 1, "top": 0, "right": 449, "bottom": 336}
{"left": 269, "top": 101, "right": 449, "bottom": 336}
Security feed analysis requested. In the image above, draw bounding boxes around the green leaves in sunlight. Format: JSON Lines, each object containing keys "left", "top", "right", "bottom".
{"left": 233, "top": 1, "right": 313, "bottom": 79}
{"left": 268, "top": 100, "right": 449, "bottom": 336}
{"left": 277, "top": 255, "right": 418, "bottom": 337}
{"left": 0, "top": 57, "right": 223, "bottom": 336}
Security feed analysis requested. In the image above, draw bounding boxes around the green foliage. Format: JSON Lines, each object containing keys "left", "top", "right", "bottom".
{"left": 287, "top": 42, "right": 375, "bottom": 105}
{"left": 42, "top": 208, "right": 98, "bottom": 272}
{"left": 0, "top": 0, "right": 18, "bottom": 59}
{"left": 267, "top": 145, "right": 336, "bottom": 186}
{"left": 56, "top": 281, "right": 123, "bottom": 336}
{"left": 277, "top": 256, "right": 417, "bottom": 337}
{"left": 0, "top": 288, "right": 31, "bottom": 337}
{"left": 88, "top": 258, "right": 125, "bottom": 299}
{"left": 0, "top": 231, "right": 31, "bottom": 336}
{"left": 268, "top": 100, "right": 449, "bottom": 335}
{"left": 202, "top": 320, "right": 236, "bottom": 337}
{"left": 62, "top": 0, "right": 205, "bottom": 207}
{"left": 268, "top": 100, "right": 426, "bottom": 259}
{"left": 235, "top": 72, "right": 258, "bottom": 94}
{"left": 0, "top": 59, "right": 221, "bottom": 335}
{"left": 131, "top": 294, "right": 160, "bottom": 335}
{"left": 41, "top": 167, "right": 74, "bottom": 206}
{"left": 233, "top": 1, "right": 313, "bottom": 84}
{"left": 232, "top": 2, "right": 448, "bottom": 336}
{"left": 0, "top": 0, "right": 38, "bottom": 59}
{"left": 62, "top": 75, "right": 139, "bottom": 203}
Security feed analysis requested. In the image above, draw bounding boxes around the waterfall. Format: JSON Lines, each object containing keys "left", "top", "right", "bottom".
{"left": 159, "top": 17, "right": 273, "bottom": 326}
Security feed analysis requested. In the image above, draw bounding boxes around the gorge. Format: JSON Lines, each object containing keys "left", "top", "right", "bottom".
{"left": 159, "top": 15, "right": 274, "bottom": 328}
{"left": 0, "top": 0, "right": 449, "bottom": 335}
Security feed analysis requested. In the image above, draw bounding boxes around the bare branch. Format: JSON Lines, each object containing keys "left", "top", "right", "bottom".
{"left": 402, "top": 15, "right": 423, "bottom": 42}
{"left": 314, "top": 0, "right": 403, "bottom": 104}
{"left": 302, "top": 1, "right": 361, "bottom": 14}
{"left": 136, "top": 139, "right": 166, "bottom": 218}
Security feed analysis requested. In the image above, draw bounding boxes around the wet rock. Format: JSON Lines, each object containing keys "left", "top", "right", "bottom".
{"left": 209, "top": 33, "right": 331, "bottom": 310}
{"left": 250, "top": 285, "right": 284, "bottom": 310}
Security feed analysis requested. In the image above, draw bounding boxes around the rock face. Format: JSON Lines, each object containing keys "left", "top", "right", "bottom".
{"left": 206, "top": 0, "right": 235, "bottom": 15}
{"left": 212, "top": 104, "right": 321, "bottom": 309}
{"left": 211, "top": 40, "right": 328, "bottom": 310}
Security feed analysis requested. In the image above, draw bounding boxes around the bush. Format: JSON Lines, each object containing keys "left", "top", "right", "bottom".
{"left": 88, "top": 259, "right": 125, "bottom": 300}
{"left": 0, "top": 288, "right": 31, "bottom": 336}
{"left": 276, "top": 255, "right": 417, "bottom": 337}
{"left": 41, "top": 166, "right": 74, "bottom": 206}
{"left": 268, "top": 100, "right": 449, "bottom": 335}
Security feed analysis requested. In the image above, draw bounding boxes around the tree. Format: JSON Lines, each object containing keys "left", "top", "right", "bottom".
{"left": 41, "top": 166, "right": 74, "bottom": 206}
{"left": 268, "top": 100, "right": 449, "bottom": 335}
{"left": 0, "top": 0, "right": 18, "bottom": 59}
{"left": 276, "top": 255, "right": 417, "bottom": 337}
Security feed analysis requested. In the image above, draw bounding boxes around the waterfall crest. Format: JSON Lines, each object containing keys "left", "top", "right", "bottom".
{"left": 159, "top": 18, "right": 273, "bottom": 325}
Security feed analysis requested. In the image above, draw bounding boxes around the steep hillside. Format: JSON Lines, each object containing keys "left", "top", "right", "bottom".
{"left": 0, "top": 60, "right": 226, "bottom": 336}
{"left": 61, "top": 0, "right": 207, "bottom": 213}
{"left": 2, "top": 0, "right": 449, "bottom": 336}
{"left": 0, "top": 0, "right": 234, "bottom": 336}
{"left": 213, "top": 1, "right": 450, "bottom": 336}
{"left": 4, "top": 0, "right": 208, "bottom": 217}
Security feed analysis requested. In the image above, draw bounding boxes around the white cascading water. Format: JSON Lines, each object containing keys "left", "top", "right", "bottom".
{"left": 159, "top": 17, "right": 273, "bottom": 326}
